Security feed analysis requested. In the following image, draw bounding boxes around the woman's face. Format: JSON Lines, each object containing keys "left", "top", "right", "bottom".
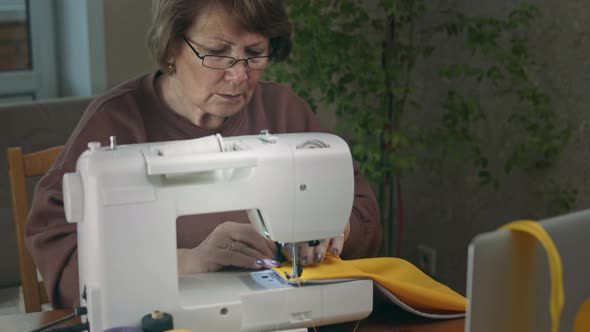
{"left": 171, "top": 10, "right": 269, "bottom": 124}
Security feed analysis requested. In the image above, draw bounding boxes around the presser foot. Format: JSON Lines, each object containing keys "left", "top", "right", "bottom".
{"left": 283, "top": 263, "right": 303, "bottom": 280}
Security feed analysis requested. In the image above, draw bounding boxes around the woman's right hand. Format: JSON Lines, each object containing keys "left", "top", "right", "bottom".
{"left": 177, "top": 221, "right": 279, "bottom": 276}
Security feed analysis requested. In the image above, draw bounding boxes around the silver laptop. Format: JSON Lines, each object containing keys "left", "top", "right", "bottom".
{"left": 466, "top": 209, "right": 590, "bottom": 332}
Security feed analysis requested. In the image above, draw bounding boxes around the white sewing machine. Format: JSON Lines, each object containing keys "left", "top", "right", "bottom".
{"left": 63, "top": 131, "right": 373, "bottom": 332}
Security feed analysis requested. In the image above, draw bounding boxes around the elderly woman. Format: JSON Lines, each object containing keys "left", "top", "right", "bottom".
{"left": 26, "top": 0, "right": 382, "bottom": 309}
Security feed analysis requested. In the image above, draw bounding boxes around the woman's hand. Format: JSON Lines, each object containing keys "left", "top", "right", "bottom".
{"left": 177, "top": 221, "right": 279, "bottom": 276}
{"left": 281, "top": 221, "right": 350, "bottom": 266}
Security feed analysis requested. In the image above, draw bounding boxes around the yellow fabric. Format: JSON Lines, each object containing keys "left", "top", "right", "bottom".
{"left": 272, "top": 255, "right": 466, "bottom": 314}
{"left": 574, "top": 298, "right": 590, "bottom": 332}
{"left": 500, "top": 220, "right": 565, "bottom": 332}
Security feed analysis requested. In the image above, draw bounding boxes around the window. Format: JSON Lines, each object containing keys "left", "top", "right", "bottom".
{"left": 0, "top": 0, "right": 57, "bottom": 103}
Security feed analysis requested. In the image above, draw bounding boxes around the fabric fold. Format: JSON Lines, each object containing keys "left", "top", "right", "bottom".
{"left": 272, "top": 255, "right": 466, "bottom": 319}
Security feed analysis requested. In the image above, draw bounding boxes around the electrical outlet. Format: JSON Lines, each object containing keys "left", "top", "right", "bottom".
{"left": 417, "top": 245, "right": 437, "bottom": 277}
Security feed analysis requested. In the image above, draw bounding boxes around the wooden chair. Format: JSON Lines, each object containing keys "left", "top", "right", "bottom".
{"left": 7, "top": 145, "right": 64, "bottom": 312}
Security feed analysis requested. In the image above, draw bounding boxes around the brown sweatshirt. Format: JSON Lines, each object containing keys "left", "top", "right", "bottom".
{"left": 25, "top": 71, "right": 382, "bottom": 309}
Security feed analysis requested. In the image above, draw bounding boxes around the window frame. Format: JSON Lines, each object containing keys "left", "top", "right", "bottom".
{"left": 0, "top": 0, "right": 57, "bottom": 100}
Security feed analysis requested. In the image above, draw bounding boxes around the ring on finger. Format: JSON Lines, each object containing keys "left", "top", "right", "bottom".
{"left": 226, "top": 240, "right": 237, "bottom": 251}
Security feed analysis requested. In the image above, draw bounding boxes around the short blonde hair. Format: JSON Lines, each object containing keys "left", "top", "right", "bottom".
{"left": 147, "top": 0, "right": 292, "bottom": 72}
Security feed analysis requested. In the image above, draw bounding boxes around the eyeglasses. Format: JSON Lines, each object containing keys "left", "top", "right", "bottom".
{"left": 183, "top": 37, "right": 273, "bottom": 70}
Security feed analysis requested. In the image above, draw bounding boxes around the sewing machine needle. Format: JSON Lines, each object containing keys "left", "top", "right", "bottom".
{"left": 291, "top": 243, "right": 298, "bottom": 279}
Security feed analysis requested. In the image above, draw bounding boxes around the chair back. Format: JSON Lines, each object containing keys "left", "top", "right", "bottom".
{"left": 7, "top": 145, "right": 64, "bottom": 312}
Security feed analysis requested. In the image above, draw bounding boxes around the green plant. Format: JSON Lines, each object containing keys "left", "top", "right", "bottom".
{"left": 539, "top": 180, "right": 578, "bottom": 214}
{"left": 423, "top": 4, "right": 572, "bottom": 188}
{"left": 265, "top": 1, "right": 575, "bottom": 227}
{"left": 266, "top": 1, "right": 410, "bottom": 181}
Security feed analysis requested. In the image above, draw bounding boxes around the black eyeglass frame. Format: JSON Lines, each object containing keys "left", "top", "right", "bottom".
{"left": 182, "top": 37, "right": 274, "bottom": 70}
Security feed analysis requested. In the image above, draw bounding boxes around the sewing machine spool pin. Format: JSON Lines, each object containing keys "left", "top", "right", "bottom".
{"left": 109, "top": 136, "right": 117, "bottom": 150}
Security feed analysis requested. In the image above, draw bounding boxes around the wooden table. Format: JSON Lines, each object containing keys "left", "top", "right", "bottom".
{"left": 0, "top": 309, "right": 79, "bottom": 331}
{"left": 0, "top": 305, "right": 464, "bottom": 331}
{"left": 318, "top": 304, "right": 465, "bottom": 331}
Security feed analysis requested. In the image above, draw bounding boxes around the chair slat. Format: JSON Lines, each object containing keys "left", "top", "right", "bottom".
{"left": 23, "top": 146, "right": 64, "bottom": 177}
{"left": 7, "top": 145, "right": 64, "bottom": 312}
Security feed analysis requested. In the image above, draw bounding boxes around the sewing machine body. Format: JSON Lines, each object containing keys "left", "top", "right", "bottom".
{"left": 63, "top": 132, "right": 373, "bottom": 331}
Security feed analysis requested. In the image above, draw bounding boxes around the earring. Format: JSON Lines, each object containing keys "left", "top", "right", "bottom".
{"left": 167, "top": 62, "right": 176, "bottom": 75}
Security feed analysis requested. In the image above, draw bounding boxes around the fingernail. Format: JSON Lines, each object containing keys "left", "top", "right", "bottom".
{"left": 301, "top": 257, "right": 308, "bottom": 265}
{"left": 263, "top": 259, "right": 279, "bottom": 267}
{"left": 256, "top": 259, "right": 264, "bottom": 266}
{"left": 314, "top": 253, "right": 323, "bottom": 263}
{"left": 332, "top": 248, "right": 339, "bottom": 256}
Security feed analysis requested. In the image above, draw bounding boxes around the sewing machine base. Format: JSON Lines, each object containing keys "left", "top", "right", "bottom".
{"left": 169, "top": 270, "right": 373, "bottom": 331}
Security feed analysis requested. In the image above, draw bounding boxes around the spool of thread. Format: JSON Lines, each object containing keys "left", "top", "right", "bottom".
{"left": 141, "top": 310, "right": 174, "bottom": 332}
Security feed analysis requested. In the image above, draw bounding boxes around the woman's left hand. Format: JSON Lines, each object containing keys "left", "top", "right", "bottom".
{"left": 281, "top": 221, "right": 350, "bottom": 266}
